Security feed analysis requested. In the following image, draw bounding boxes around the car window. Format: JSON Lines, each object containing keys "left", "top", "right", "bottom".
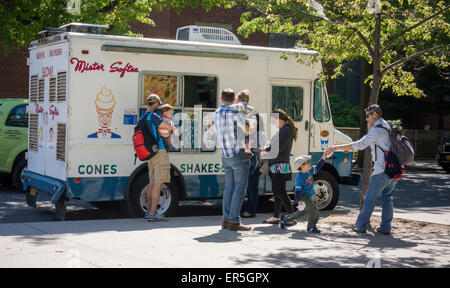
{"left": 5, "top": 104, "right": 28, "bottom": 128}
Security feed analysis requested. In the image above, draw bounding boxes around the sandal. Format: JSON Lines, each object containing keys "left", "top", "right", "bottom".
{"left": 242, "top": 212, "right": 255, "bottom": 218}
{"left": 262, "top": 218, "right": 280, "bottom": 224}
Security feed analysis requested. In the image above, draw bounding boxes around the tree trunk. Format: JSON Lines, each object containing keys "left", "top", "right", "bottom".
{"left": 355, "top": 58, "right": 372, "bottom": 169}
{"left": 360, "top": 13, "right": 382, "bottom": 211}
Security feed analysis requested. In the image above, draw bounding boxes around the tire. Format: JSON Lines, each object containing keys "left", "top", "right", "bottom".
{"left": 313, "top": 170, "right": 339, "bottom": 211}
{"left": 12, "top": 157, "right": 26, "bottom": 193}
{"left": 121, "top": 172, "right": 179, "bottom": 218}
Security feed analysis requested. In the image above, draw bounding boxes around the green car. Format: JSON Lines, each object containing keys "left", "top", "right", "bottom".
{"left": 0, "top": 98, "right": 28, "bottom": 191}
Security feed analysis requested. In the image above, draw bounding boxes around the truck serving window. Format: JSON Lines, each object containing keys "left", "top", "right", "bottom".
{"left": 272, "top": 86, "right": 303, "bottom": 121}
{"left": 313, "top": 79, "right": 330, "bottom": 122}
{"left": 183, "top": 76, "right": 217, "bottom": 108}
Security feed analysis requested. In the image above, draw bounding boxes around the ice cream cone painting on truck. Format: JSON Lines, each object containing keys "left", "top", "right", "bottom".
{"left": 22, "top": 23, "right": 360, "bottom": 220}
{"left": 87, "top": 87, "right": 121, "bottom": 139}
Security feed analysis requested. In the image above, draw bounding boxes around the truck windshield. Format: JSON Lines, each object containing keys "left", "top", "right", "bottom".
{"left": 313, "top": 79, "right": 330, "bottom": 122}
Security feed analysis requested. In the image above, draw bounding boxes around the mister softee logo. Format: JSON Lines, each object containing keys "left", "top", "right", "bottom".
{"left": 70, "top": 57, "right": 139, "bottom": 78}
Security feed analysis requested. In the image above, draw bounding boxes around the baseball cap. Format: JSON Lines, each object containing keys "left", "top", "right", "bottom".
{"left": 294, "top": 155, "right": 312, "bottom": 170}
{"left": 147, "top": 94, "right": 162, "bottom": 105}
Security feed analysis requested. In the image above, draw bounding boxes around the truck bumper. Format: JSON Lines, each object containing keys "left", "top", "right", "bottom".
{"left": 340, "top": 173, "right": 361, "bottom": 186}
{"left": 22, "top": 170, "right": 67, "bottom": 205}
{"left": 437, "top": 153, "right": 450, "bottom": 165}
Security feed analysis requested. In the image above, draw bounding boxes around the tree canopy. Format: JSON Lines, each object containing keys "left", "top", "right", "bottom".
{"left": 0, "top": 0, "right": 233, "bottom": 53}
{"left": 229, "top": 0, "right": 449, "bottom": 101}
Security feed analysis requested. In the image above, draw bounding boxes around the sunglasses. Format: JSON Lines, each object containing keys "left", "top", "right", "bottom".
{"left": 366, "top": 112, "right": 374, "bottom": 119}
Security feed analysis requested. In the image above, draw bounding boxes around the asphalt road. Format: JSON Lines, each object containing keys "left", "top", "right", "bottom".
{"left": 0, "top": 160, "right": 449, "bottom": 224}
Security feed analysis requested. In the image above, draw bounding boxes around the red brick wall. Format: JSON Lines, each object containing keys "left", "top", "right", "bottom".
{"left": 130, "top": 6, "right": 268, "bottom": 46}
{"left": 0, "top": 7, "right": 268, "bottom": 100}
{"left": 0, "top": 45, "right": 28, "bottom": 99}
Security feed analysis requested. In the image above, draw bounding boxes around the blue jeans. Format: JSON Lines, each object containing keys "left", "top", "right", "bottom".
{"left": 222, "top": 152, "right": 250, "bottom": 224}
{"left": 355, "top": 172, "right": 398, "bottom": 232}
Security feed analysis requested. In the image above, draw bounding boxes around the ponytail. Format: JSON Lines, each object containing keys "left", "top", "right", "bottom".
{"left": 273, "top": 109, "right": 297, "bottom": 141}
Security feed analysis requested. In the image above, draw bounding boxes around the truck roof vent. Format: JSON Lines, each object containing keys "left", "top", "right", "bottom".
{"left": 176, "top": 25, "right": 241, "bottom": 45}
{"left": 59, "top": 22, "right": 109, "bottom": 34}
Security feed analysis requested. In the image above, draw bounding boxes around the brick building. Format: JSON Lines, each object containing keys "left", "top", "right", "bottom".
{"left": 0, "top": 6, "right": 270, "bottom": 100}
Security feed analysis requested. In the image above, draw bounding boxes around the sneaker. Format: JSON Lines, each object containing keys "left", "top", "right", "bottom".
{"left": 280, "top": 215, "right": 286, "bottom": 230}
{"left": 307, "top": 227, "right": 321, "bottom": 233}
{"left": 376, "top": 227, "right": 391, "bottom": 235}
{"left": 351, "top": 225, "right": 366, "bottom": 234}
{"left": 145, "top": 211, "right": 167, "bottom": 222}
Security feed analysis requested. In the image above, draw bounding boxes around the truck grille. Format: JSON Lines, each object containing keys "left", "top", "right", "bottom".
{"left": 49, "top": 77, "right": 56, "bottom": 102}
{"left": 57, "top": 72, "right": 67, "bottom": 102}
{"left": 30, "top": 75, "right": 38, "bottom": 102}
{"left": 38, "top": 79, "right": 45, "bottom": 102}
{"left": 29, "top": 114, "right": 38, "bottom": 152}
{"left": 56, "top": 123, "right": 66, "bottom": 162}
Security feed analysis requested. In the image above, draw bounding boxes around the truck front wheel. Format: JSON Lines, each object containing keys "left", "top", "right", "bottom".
{"left": 122, "top": 172, "right": 179, "bottom": 218}
{"left": 313, "top": 170, "right": 339, "bottom": 211}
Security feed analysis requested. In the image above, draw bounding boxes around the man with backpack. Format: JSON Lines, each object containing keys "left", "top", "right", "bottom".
{"left": 329, "top": 104, "right": 413, "bottom": 235}
{"left": 141, "top": 94, "right": 174, "bottom": 221}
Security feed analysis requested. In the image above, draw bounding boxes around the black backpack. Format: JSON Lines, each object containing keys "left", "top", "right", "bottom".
{"left": 132, "top": 112, "right": 159, "bottom": 164}
{"left": 375, "top": 123, "right": 414, "bottom": 179}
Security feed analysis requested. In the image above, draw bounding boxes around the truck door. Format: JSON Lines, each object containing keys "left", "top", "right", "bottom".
{"left": 310, "top": 79, "right": 333, "bottom": 154}
{"left": 28, "top": 43, "right": 68, "bottom": 181}
{"left": 270, "top": 79, "right": 310, "bottom": 163}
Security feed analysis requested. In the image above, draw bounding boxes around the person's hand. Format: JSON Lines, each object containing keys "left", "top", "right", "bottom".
{"left": 172, "top": 127, "right": 179, "bottom": 137}
{"left": 170, "top": 123, "right": 176, "bottom": 131}
{"left": 322, "top": 149, "right": 329, "bottom": 160}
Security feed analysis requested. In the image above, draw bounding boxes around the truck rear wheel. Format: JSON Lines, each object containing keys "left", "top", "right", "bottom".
{"left": 313, "top": 170, "right": 339, "bottom": 211}
{"left": 122, "top": 172, "right": 179, "bottom": 218}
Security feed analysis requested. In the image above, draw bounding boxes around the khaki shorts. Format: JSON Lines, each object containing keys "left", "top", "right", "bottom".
{"left": 147, "top": 149, "right": 171, "bottom": 185}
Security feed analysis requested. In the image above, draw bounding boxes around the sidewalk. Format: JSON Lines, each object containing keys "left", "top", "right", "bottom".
{"left": 1, "top": 212, "right": 449, "bottom": 268}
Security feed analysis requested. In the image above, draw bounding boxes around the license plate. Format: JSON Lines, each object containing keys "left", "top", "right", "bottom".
{"left": 30, "top": 188, "right": 37, "bottom": 196}
{"left": 446, "top": 156, "right": 450, "bottom": 161}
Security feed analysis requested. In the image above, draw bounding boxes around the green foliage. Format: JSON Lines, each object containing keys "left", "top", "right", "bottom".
{"left": 218, "top": 0, "right": 450, "bottom": 99}
{"left": 328, "top": 94, "right": 360, "bottom": 127}
{"left": 0, "top": 0, "right": 213, "bottom": 53}
{"left": 387, "top": 119, "right": 403, "bottom": 131}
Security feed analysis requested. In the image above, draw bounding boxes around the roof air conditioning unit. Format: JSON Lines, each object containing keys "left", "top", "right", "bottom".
{"left": 58, "top": 23, "right": 109, "bottom": 34}
{"left": 176, "top": 25, "right": 241, "bottom": 45}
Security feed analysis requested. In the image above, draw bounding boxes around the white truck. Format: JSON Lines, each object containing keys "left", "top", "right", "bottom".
{"left": 23, "top": 23, "right": 358, "bottom": 220}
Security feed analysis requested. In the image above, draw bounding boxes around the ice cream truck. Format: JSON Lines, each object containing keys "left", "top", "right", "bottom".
{"left": 22, "top": 23, "right": 359, "bottom": 220}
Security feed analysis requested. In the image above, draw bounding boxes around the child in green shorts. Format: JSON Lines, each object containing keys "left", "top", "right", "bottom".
{"left": 280, "top": 149, "right": 331, "bottom": 233}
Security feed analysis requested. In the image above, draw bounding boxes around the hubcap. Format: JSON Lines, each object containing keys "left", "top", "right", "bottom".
{"left": 313, "top": 180, "right": 333, "bottom": 210}
{"left": 139, "top": 184, "right": 172, "bottom": 215}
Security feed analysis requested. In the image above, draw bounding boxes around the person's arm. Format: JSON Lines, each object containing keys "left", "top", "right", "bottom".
{"left": 294, "top": 175, "right": 302, "bottom": 204}
{"left": 278, "top": 126, "right": 293, "bottom": 154}
{"left": 331, "top": 128, "right": 380, "bottom": 152}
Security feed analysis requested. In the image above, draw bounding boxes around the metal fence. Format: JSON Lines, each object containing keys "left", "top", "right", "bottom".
{"left": 336, "top": 127, "right": 450, "bottom": 159}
